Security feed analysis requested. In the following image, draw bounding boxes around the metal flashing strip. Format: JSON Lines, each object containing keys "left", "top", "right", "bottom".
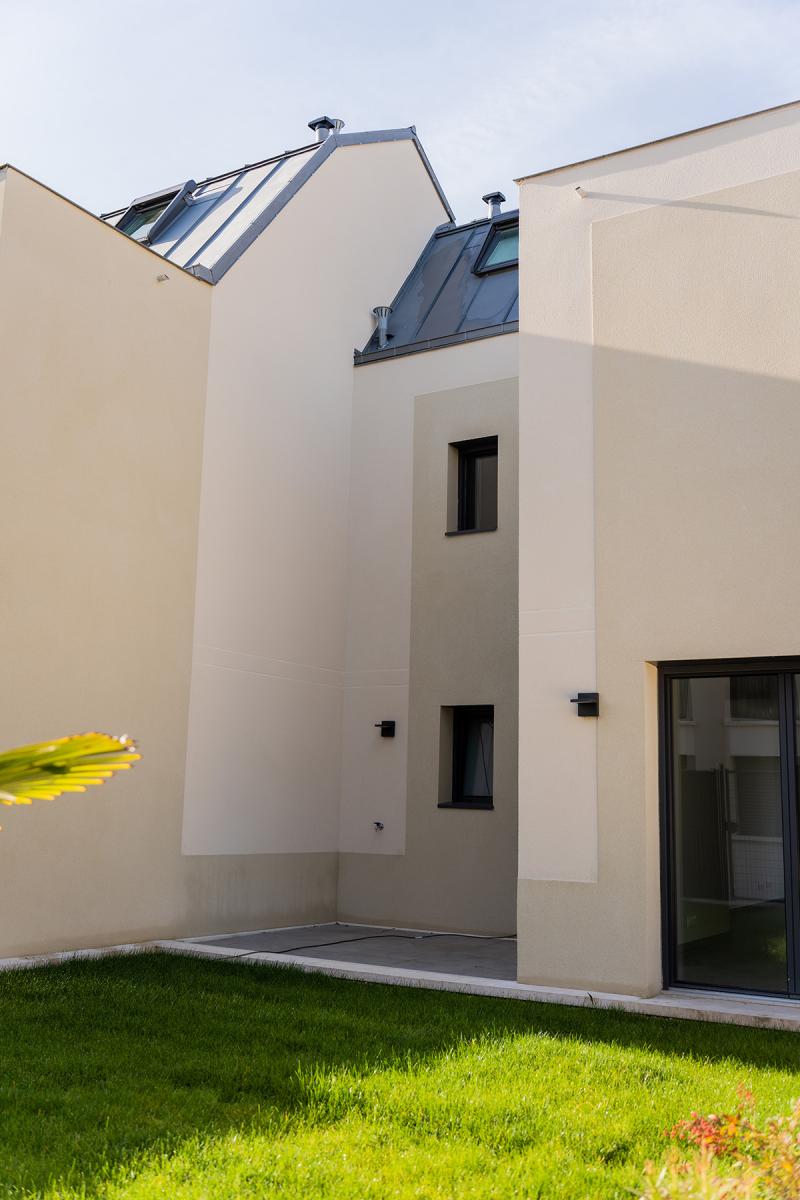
{"left": 336, "top": 128, "right": 455, "bottom": 224}
{"left": 99, "top": 143, "right": 322, "bottom": 222}
{"left": 435, "top": 209, "right": 520, "bottom": 239}
{"left": 161, "top": 172, "right": 246, "bottom": 262}
{"left": 354, "top": 321, "right": 518, "bottom": 365}
{"left": 95, "top": 128, "right": 453, "bottom": 284}
{"left": 183, "top": 154, "right": 296, "bottom": 271}
{"left": 207, "top": 137, "right": 336, "bottom": 281}
{"left": 208, "top": 128, "right": 454, "bottom": 282}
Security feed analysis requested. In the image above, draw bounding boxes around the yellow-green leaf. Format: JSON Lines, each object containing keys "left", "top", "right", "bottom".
{"left": 0, "top": 734, "right": 140, "bottom": 809}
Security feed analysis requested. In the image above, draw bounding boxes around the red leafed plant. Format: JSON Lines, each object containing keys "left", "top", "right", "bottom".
{"left": 640, "top": 1089, "right": 800, "bottom": 1199}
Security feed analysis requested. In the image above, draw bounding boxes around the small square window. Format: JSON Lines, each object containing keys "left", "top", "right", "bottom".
{"left": 441, "top": 706, "right": 494, "bottom": 808}
{"left": 450, "top": 437, "right": 497, "bottom": 533}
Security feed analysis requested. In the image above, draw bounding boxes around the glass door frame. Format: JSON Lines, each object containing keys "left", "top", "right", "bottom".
{"left": 659, "top": 656, "right": 800, "bottom": 998}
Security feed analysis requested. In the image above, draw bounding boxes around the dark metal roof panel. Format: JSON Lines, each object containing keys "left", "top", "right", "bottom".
{"left": 357, "top": 211, "right": 518, "bottom": 361}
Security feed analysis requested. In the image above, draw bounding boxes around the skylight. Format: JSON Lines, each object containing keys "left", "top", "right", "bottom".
{"left": 475, "top": 222, "right": 519, "bottom": 274}
{"left": 118, "top": 201, "right": 172, "bottom": 241}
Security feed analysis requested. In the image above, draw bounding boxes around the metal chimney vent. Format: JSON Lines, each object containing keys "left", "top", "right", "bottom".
{"left": 372, "top": 305, "right": 392, "bottom": 350}
{"left": 482, "top": 191, "right": 506, "bottom": 219}
{"left": 308, "top": 116, "right": 344, "bottom": 142}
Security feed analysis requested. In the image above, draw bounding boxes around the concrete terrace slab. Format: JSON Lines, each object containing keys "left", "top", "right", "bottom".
{"left": 192, "top": 923, "right": 402, "bottom": 954}
{"left": 191, "top": 923, "right": 518, "bottom": 981}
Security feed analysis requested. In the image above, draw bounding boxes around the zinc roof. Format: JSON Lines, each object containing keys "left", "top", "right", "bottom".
{"left": 102, "top": 128, "right": 454, "bottom": 284}
{"left": 355, "top": 211, "right": 518, "bottom": 363}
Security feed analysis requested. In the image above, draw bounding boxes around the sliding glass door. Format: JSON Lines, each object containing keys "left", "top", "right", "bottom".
{"left": 662, "top": 662, "right": 800, "bottom": 996}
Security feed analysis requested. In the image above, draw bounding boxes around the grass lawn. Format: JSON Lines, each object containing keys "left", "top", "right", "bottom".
{"left": 1, "top": 953, "right": 799, "bottom": 1198}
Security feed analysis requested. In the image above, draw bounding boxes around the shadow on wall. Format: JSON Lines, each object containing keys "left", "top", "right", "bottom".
{"left": 517, "top": 326, "right": 800, "bottom": 996}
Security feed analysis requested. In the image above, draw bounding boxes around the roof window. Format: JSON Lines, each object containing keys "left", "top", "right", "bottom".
{"left": 118, "top": 199, "right": 174, "bottom": 241}
{"left": 474, "top": 221, "right": 518, "bottom": 274}
{"left": 115, "top": 180, "right": 196, "bottom": 245}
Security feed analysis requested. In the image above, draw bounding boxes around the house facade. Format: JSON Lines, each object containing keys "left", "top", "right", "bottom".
{"left": 3, "top": 102, "right": 800, "bottom": 1006}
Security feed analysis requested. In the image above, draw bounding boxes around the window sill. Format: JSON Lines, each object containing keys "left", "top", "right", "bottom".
{"left": 438, "top": 802, "right": 494, "bottom": 811}
{"left": 444, "top": 527, "right": 497, "bottom": 537}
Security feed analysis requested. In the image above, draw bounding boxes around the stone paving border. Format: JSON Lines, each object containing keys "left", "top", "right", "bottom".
{"left": 1, "top": 932, "right": 799, "bottom": 1032}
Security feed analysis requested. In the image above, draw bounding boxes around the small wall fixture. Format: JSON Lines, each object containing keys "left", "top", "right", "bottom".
{"left": 373, "top": 821, "right": 385, "bottom": 832}
{"left": 570, "top": 692, "right": 599, "bottom": 717}
{"left": 374, "top": 720, "right": 396, "bottom": 738}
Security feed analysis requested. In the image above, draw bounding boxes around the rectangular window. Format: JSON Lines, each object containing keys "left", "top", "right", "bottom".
{"left": 444, "top": 705, "right": 494, "bottom": 808}
{"left": 452, "top": 437, "right": 498, "bottom": 533}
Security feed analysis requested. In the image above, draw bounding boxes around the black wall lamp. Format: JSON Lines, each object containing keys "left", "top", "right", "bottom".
{"left": 374, "top": 720, "right": 396, "bottom": 738}
{"left": 570, "top": 692, "right": 599, "bottom": 717}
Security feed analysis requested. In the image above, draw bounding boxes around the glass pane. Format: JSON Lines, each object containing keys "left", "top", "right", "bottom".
{"left": 120, "top": 201, "right": 170, "bottom": 240}
{"left": 461, "top": 713, "right": 493, "bottom": 798}
{"left": 474, "top": 452, "right": 497, "bottom": 530}
{"left": 483, "top": 228, "right": 519, "bottom": 268}
{"left": 730, "top": 676, "right": 779, "bottom": 721}
{"left": 671, "top": 675, "right": 787, "bottom": 993}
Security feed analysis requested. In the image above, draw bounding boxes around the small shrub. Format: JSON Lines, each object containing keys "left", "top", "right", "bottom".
{"left": 639, "top": 1091, "right": 800, "bottom": 1199}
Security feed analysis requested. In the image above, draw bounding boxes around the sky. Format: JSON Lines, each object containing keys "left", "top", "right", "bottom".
{"left": 2, "top": 0, "right": 800, "bottom": 224}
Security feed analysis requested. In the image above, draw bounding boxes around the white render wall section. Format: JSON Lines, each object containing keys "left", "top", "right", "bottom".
{"left": 517, "top": 100, "right": 800, "bottom": 886}
{"left": 182, "top": 139, "right": 449, "bottom": 856}
{"left": 340, "top": 337, "right": 517, "bottom": 856}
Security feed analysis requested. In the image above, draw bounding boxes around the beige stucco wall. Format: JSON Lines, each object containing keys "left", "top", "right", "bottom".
{"left": 517, "top": 102, "right": 800, "bottom": 993}
{"left": 0, "top": 168, "right": 339, "bottom": 955}
{"left": 338, "top": 339, "right": 518, "bottom": 934}
{"left": 181, "top": 139, "right": 451, "bottom": 861}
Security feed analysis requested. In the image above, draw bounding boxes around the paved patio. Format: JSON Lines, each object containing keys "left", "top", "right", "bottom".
{"left": 190, "top": 923, "right": 518, "bottom": 981}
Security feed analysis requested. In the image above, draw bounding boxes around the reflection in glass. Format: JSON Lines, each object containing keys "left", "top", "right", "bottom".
{"left": 671, "top": 675, "right": 787, "bottom": 993}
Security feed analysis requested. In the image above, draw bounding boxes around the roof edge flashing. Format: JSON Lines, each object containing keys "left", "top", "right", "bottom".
{"left": 354, "top": 321, "right": 519, "bottom": 365}
{"left": 333, "top": 127, "right": 455, "bottom": 223}
{"left": 206, "top": 127, "right": 454, "bottom": 282}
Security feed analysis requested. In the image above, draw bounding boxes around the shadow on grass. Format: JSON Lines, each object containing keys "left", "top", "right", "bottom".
{"left": 0, "top": 950, "right": 798, "bottom": 1197}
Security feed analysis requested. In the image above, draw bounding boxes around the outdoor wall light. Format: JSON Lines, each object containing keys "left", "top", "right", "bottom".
{"left": 570, "top": 692, "right": 599, "bottom": 717}
{"left": 374, "top": 720, "right": 396, "bottom": 738}
{"left": 373, "top": 821, "right": 384, "bottom": 832}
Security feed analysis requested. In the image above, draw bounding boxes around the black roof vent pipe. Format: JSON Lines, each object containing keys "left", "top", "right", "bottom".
{"left": 482, "top": 190, "right": 506, "bottom": 218}
{"left": 372, "top": 305, "right": 392, "bottom": 350}
{"left": 308, "top": 116, "right": 344, "bottom": 142}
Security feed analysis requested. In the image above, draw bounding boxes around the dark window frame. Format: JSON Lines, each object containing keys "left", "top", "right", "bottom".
{"left": 115, "top": 182, "right": 197, "bottom": 243}
{"left": 659, "top": 656, "right": 800, "bottom": 999}
{"left": 449, "top": 436, "right": 498, "bottom": 535}
{"left": 440, "top": 704, "right": 495, "bottom": 810}
{"left": 474, "top": 218, "right": 519, "bottom": 275}
{"left": 118, "top": 196, "right": 177, "bottom": 239}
